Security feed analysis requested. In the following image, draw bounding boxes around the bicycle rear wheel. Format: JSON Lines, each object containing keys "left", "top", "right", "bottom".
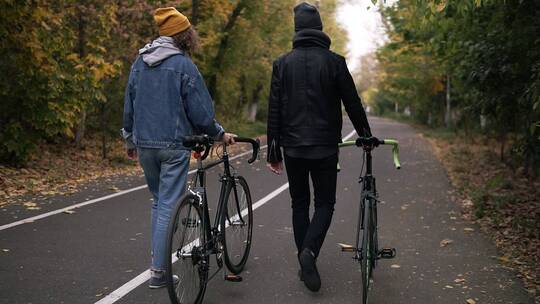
{"left": 222, "top": 176, "right": 253, "bottom": 274}
{"left": 166, "top": 194, "right": 208, "bottom": 304}
{"left": 360, "top": 199, "right": 375, "bottom": 304}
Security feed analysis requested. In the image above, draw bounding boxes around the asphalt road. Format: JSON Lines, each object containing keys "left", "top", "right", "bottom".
{"left": 0, "top": 117, "right": 534, "bottom": 304}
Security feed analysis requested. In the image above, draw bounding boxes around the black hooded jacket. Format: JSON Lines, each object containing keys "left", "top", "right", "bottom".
{"left": 266, "top": 29, "right": 372, "bottom": 163}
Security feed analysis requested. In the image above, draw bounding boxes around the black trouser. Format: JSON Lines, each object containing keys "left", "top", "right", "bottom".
{"left": 284, "top": 153, "right": 338, "bottom": 258}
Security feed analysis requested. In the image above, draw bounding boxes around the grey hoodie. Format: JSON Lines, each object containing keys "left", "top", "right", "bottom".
{"left": 139, "top": 36, "right": 183, "bottom": 67}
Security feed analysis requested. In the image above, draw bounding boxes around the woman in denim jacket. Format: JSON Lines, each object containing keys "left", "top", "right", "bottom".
{"left": 122, "top": 7, "right": 235, "bottom": 289}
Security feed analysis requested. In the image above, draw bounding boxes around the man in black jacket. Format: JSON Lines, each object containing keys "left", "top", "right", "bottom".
{"left": 266, "top": 2, "right": 373, "bottom": 292}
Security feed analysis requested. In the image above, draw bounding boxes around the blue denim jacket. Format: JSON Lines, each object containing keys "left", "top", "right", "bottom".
{"left": 122, "top": 51, "right": 223, "bottom": 149}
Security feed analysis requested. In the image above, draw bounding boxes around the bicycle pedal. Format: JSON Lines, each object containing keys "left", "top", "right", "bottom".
{"left": 378, "top": 247, "right": 396, "bottom": 259}
{"left": 338, "top": 243, "right": 356, "bottom": 252}
{"left": 224, "top": 274, "right": 243, "bottom": 282}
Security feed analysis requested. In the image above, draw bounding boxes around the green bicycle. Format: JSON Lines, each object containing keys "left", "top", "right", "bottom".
{"left": 339, "top": 137, "right": 401, "bottom": 304}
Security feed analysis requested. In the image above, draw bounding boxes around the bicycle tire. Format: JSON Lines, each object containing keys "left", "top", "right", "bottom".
{"left": 360, "top": 198, "right": 375, "bottom": 304}
{"left": 166, "top": 194, "right": 208, "bottom": 304}
{"left": 222, "top": 176, "right": 253, "bottom": 274}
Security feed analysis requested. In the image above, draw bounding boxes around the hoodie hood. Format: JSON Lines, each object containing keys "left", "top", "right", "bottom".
{"left": 293, "top": 29, "right": 331, "bottom": 49}
{"left": 294, "top": 2, "right": 323, "bottom": 32}
{"left": 139, "top": 36, "right": 183, "bottom": 67}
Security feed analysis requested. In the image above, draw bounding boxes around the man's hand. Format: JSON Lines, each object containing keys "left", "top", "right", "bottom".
{"left": 222, "top": 133, "right": 237, "bottom": 145}
{"left": 267, "top": 161, "right": 284, "bottom": 175}
{"left": 127, "top": 148, "right": 138, "bottom": 161}
{"left": 360, "top": 136, "right": 380, "bottom": 150}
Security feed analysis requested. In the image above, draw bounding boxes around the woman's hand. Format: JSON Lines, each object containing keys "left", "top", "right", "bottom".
{"left": 267, "top": 161, "right": 284, "bottom": 175}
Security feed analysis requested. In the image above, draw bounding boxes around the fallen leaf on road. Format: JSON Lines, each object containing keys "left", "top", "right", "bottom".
{"left": 466, "top": 299, "right": 476, "bottom": 304}
{"left": 23, "top": 202, "right": 37, "bottom": 208}
{"left": 440, "top": 239, "right": 453, "bottom": 247}
{"left": 445, "top": 285, "right": 454, "bottom": 289}
{"left": 390, "top": 264, "right": 401, "bottom": 269}
{"left": 498, "top": 256, "right": 511, "bottom": 263}
{"left": 454, "top": 278, "right": 466, "bottom": 283}
{"left": 2, "top": 249, "right": 9, "bottom": 252}
{"left": 109, "top": 186, "right": 120, "bottom": 192}
{"left": 463, "top": 227, "right": 475, "bottom": 232}
{"left": 462, "top": 199, "right": 473, "bottom": 207}
{"left": 63, "top": 210, "right": 76, "bottom": 214}
{"left": 40, "top": 191, "right": 57, "bottom": 196}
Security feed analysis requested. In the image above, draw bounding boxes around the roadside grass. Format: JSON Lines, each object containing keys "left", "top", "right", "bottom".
{"left": 416, "top": 122, "right": 540, "bottom": 300}
{"left": 226, "top": 120, "right": 267, "bottom": 138}
{"left": 0, "top": 136, "right": 142, "bottom": 206}
{"left": 0, "top": 121, "right": 268, "bottom": 207}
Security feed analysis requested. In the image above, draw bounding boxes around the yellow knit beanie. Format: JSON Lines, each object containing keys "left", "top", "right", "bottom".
{"left": 154, "top": 7, "right": 191, "bottom": 37}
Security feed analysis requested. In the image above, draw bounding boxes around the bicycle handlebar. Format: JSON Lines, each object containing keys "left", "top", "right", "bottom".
{"left": 233, "top": 137, "right": 260, "bottom": 164}
{"left": 381, "top": 139, "right": 401, "bottom": 170}
{"left": 339, "top": 137, "right": 401, "bottom": 170}
{"left": 183, "top": 135, "right": 212, "bottom": 160}
{"left": 183, "top": 135, "right": 260, "bottom": 163}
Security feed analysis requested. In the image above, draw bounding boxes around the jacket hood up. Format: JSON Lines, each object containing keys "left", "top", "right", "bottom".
{"left": 293, "top": 29, "right": 331, "bottom": 49}
{"left": 139, "top": 36, "right": 183, "bottom": 67}
{"left": 294, "top": 2, "right": 323, "bottom": 32}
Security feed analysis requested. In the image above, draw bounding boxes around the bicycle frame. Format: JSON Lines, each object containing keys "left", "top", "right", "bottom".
{"left": 355, "top": 149, "right": 378, "bottom": 261}
{"left": 189, "top": 145, "right": 245, "bottom": 279}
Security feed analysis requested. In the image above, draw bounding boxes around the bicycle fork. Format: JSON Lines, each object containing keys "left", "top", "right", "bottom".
{"left": 339, "top": 175, "right": 396, "bottom": 260}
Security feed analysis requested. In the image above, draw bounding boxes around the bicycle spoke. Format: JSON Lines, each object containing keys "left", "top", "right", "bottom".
{"left": 223, "top": 177, "right": 253, "bottom": 274}
{"left": 170, "top": 199, "right": 204, "bottom": 304}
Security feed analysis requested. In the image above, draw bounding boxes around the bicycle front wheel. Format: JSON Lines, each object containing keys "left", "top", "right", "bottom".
{"left": 360, "top": 199, "right": 375, "bottom": 304}
{"left": 166, "top": 194, "right": 208, "bottom": 304}
{"left": 222, "top": 176, "right": 253, "bottom": 274}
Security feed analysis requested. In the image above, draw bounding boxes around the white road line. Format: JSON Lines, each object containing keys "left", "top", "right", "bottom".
{"left": 0, "top": 146, "right": 267, "bottom": 232}
{"left": 94, "top": 129, "right": 357, "bottom": 304}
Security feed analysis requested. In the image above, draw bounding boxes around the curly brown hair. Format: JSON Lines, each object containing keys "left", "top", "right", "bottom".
{"left": 172, "top": 27, "right": 200, "bottom": 57}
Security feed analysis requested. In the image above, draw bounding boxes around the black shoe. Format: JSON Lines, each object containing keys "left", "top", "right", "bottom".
{"left": 149, "top": 270, "right": 179, "bottom": 289}
{"left": 299, "top": 248, "right": 321, "bottom": 292}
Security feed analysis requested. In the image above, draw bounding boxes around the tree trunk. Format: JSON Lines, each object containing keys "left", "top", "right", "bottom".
{"left": 394, "top": 101, "right": 399, "bottom": 113}
{"left": 100, "top": 102, "right": 107, "bottom": 159}
{"left": 238, "top": 74, "right": 247, "bottom": 116}
{"left": 207, "top": 0, "right": 247, "bottom": 98}
{"left": 445, "top": 74, "right": 452, "bottom": 129}
{"left": 480, "top": 114, "right": 487, "bottom": 131}
{"left": 247, "top": 83, "right": 263, "bottom": 122}
{"left": 191, "top": 0, "right": 199, "bottom": 25}
{"left": 247, "top": 103, "right": 258, "bottom": 122}
{"left": 74, "top": 6, "right": 86, "bottom": 146}
{"left": 74, "top": 110, "right": 86, "bottom": 146}
{"left": 500, "top": 133, "right": 506, "bottom": 162}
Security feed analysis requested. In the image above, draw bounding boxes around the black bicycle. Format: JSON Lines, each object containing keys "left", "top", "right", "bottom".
{"left": 338, "top": 137, "right": 401, "bottom": 304}
{"left": 165, "top": 135, "right": 260, "bottom": 304}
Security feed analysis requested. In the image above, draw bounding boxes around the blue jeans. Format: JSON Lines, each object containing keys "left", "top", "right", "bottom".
{"left": 138, "top": 148, "right": 191, "bottom": 271}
